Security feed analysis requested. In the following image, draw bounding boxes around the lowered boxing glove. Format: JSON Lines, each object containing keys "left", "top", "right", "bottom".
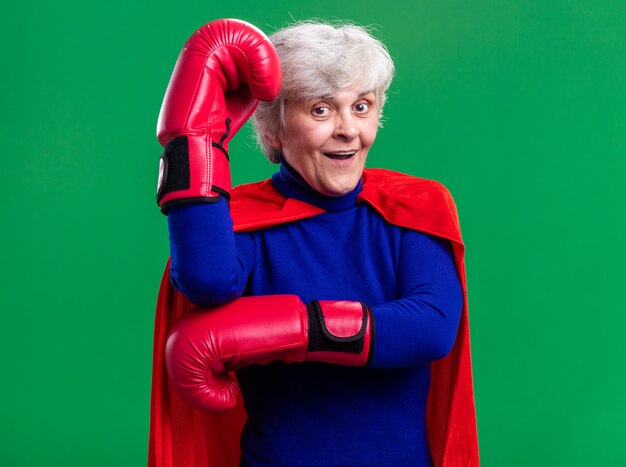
{"left": 156, "top": 19, "right": 282, "bottom": 213}
{"left": 165, "top": 295, "right": 375, "bottom": 412}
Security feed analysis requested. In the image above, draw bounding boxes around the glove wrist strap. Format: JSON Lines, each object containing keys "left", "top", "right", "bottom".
{"left": 306, "top": 300, "right": 374, "bottom": 366}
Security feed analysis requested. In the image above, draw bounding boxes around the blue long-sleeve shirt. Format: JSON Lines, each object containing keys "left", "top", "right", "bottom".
{"left": 167, "top": 162, "right": 463, "bottom": 466}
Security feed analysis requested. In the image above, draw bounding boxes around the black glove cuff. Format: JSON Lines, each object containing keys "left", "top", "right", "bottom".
{"left": 157, "top": 135, "right": 229, "bottom": 215}
{"left": 306, "top": 301, "right": 369, "bottom": 354}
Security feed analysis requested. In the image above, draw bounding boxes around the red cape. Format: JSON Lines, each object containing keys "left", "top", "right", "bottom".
{"left": 148, "top": 168, "right": 479, "bottom": 466}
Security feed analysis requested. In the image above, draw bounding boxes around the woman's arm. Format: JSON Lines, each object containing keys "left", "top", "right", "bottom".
{"left": 370, "top": 230, "right": 463, "bottom": 368}
{"left": 168, "top": 200, "right": 255, "bottom": 307}
{"left": 155, "top": 20, "right": 279, "bottom": 306}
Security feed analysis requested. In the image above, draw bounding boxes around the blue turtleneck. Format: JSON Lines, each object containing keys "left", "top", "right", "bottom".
{"left": 167, "top": 162, "right": 462, "bottom": 466}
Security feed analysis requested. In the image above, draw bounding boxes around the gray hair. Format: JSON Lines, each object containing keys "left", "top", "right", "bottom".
{"left": 252, "top": 21, "right": 395, "bottom": 163}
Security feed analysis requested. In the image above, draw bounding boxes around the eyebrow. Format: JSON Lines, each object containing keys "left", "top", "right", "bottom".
{"left": 317, "top": 91, "right": 375, "bottom": 101}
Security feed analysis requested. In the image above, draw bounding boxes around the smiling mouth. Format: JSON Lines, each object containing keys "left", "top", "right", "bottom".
{"left": 323, "top": 151, "right": 357, "bottom": 160}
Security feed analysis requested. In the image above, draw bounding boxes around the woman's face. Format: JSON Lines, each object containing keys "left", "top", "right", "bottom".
{"left": 270, "top": 87, "right": 379, "bottom": 197}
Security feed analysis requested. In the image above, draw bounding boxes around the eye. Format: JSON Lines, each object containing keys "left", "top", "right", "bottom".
{"left": 353, "top": 102, "right": 370, "bottom": 114}
{"left": 311, "top": 105, "right": 331, "bottom": 117}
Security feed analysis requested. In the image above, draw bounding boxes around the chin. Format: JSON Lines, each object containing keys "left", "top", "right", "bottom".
{"left": 322, "top": 178, "right": 359, "bottom": 197}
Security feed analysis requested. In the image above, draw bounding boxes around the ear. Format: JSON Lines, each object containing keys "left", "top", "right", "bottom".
{"left": 265, "top": 132, "right": 282, "bottom": 149}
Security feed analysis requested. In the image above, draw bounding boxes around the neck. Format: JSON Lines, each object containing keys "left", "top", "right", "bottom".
{"left": 271, "top": 159, "right": 362, "bottom": 212}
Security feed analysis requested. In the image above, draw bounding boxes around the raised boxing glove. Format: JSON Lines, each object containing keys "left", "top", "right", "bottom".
{"left": 156, "top": 19, "right": 282, "bottom": 213}
{"left": 165, "top": 295, "right": 375, "bottom": 412}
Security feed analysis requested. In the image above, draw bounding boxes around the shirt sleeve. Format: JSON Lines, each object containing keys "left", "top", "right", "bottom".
{"left": 167, "top": 199, "right": 255, "bottom": 306}
{"left": 369, "top": 229, "right": 463, "bottom": 368}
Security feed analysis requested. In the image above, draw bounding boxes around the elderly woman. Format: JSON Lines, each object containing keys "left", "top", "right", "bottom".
{"left": 149, "top": 19, "right": 478, "bottom": 467}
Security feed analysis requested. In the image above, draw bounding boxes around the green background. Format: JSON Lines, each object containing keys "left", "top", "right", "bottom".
{"left": 2, "top": 0, "right": 625, "bottom": 465}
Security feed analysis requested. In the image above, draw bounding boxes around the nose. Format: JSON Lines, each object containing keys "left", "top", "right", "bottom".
{"left": 333, "top": 110, "right": 358, "bottom": 140}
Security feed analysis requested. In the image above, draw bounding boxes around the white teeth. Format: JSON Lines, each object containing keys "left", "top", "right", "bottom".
{"left": 326, "top": 151, "right": 355, "bottom": 156}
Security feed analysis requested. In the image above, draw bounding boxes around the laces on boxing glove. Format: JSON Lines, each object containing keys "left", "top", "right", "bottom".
{"left": 211, "top": 117, "right": 231, "bottom": 160}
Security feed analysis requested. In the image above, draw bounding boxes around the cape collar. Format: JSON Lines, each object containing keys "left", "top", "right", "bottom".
{"left": 232, "top": 168, "right": 463, "bottom": 245}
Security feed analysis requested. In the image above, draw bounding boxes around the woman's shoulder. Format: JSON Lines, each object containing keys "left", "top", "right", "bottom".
{"left": 360, "top": 168, "right": 462, "bottom": 243}
{"left": 362, "top": 168, "right": 452, "bottom": 197}
{"left": 230, "top": 179, "right": 324, "bottom": 231}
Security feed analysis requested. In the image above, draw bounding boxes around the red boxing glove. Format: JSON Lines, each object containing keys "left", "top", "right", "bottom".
{"left": 156, "top": 19, "right": 282, "bottom": 213}
{"left": 165, "top": 295, "right": 374, "bottom": 412}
